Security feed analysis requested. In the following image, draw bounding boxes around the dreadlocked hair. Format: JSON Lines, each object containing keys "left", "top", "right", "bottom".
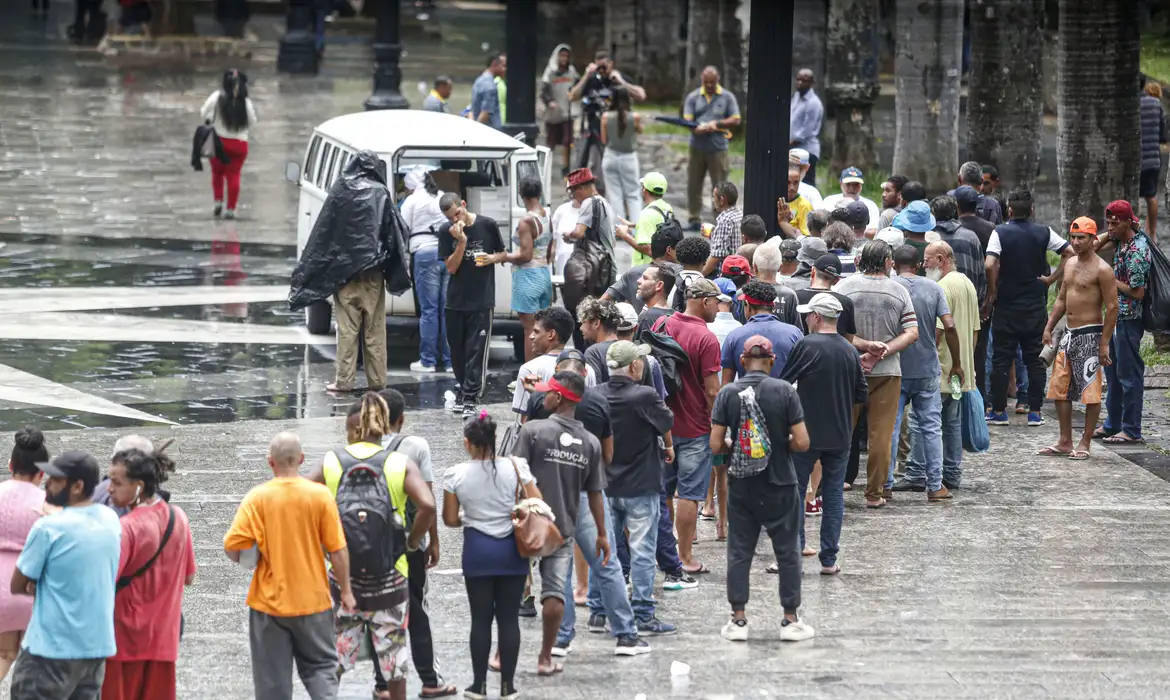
{"left": 111, "top": 443, "right": 177, "bottom": 499}
{"left": 464, "top": 410, "right": 498, "bottom": 475}
{"left": 349, "top": 392, "right": 392, "bottom": 441}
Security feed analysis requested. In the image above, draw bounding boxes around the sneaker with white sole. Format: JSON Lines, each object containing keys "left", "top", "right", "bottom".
{"left": 1028, "top": 411, "right": 1044, "bottom": 426}
{"left": 410, "top": 361, "right": 436, "bottom": 373}
{"left": 613, "top": 634, "right": 651, "bottom": 656}
{"left": 780, "top": 617, "right": 815, "bottom": 642}
{"left": 721, "top": 617, "right": 748, "bottom": 642}
{"left": 587, "top": 613, "right": 607, "bottom": 633}
{"left": 550, "top": 640, "right": 572, "bottom": 657}
{"left": 662, "top": 571, "right": 698, "bottom": 590}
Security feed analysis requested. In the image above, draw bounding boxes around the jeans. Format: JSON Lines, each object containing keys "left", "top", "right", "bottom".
{"left": 618, "top": 482, "right": 683, "bottom": 576}
{"left": 413, "top": 247, "right": 451, "bottom": 369}
{"left": 793, "top": 447, "right": 849, "bottom": 568}
{"left": 608, "top": 494, "right": 660, "bottom": 620}
{"left": 666, "top": 435, "right": 713, "bottom": 502}
{"left": 559, "top": 493, "right": 637, "bottom": 643}
{"left": 886, "top": 376, "right": 943, "bottom": 492}
{"left": 990, "top": 306, "right": 1046, "bottom": 412}
{"left": 1103, "top": 318, "right": 1145, "bottom": 439}
{"left": 983, "top": 325, "right": 1028, "bottom": 400}
{"left": 601, "top": 149, "right": 641, "bottom": 222}
{"left": 904, "top": 393, "right": 963, "bottom": 488}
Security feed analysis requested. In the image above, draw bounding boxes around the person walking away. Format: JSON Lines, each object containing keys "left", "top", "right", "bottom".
{"left": 444, "top": 414, "right": 539, "bottom": 700}
{"left": 789, "top": 69, "right": 823, "bottom": 186}
{"left": 1093, "top": 201, "right": 1151, "bottom": 445}
{"left": 886, "top": 245, "right": 961, "bottom": 502}
{"left": 600, "top": 87, "right": 643, "bottom": 222}
{"left": 748, "top": 245, "right": 802, "bottom": 326}
{"left": 670, "top": 236, "right": 711, "bottom": 312}
{"left": 683, "top": 67, "right": 742, "bottom": 230}
{"left": 953, "top": 185, "right": 996, "bottom": 401}
{"left": 9, "top": 451, "right": 121, "bottom": 700}
{"left": 624, "top": 173, "right": 675, "bottom": 266}
{"left": 594, "top": 341, "right": 679, "bottom": 635}
{"left": 0, "top": 429, "right": 46, "bottom": 682}
{"left": 721, "top": 281, "right": 803, "bottom": 382}
{"left": 794, "top": 254, "right": 859, "bottom": 339}
{"left": 561, "top": 167, "right": 618, "bottom": 350}
{"left": 439, "top": 193, "right": 505, "bottom": 416}
{"left": 422, "top": 76, "right": 453, "bottom": 113}
{"left": 704, "top": 182, "right": 744, "bottom": 275}
{"left": 200, "top": 70, "right": 257, "bottom": 220}
{"left": 102, "top": 449, "right": 195, "bottom": 700}
{"left": 1140, "top": 80, "right": 1167, "bottom": 241}
{"left": 783, "top": 295, "right": 867, "bottom": 575}
{"left": 891, "top": 200, "right": 935, "bottom": 270}
{"left": 930, "top": 195, "right": 987, "bottom": 302}
{"left": 377, "top": 389, "right": 456, "bottom": 698}
{"left": 400, "top": 167, "right": 453, "bottom": 374}
{"left": 983, "top": 189, "right": 1073, "bottom": 426}
{"left": 916, "top": 241, "right": 982, "bottom": 487}
{"left": 835, "top": 241, "right": 919, "bottom": 508}
{"left": 711, "top": 336, "right": 814, "bottom": 641}
{"left": 818, "top": 222, "right": 857, "bottom": 277}
{"left": 223, "top": 432, "right": 356, "bottom": 700}
{"left": 540, "top": 44, "right": 579, "bottom": 176}
{"left": 471, "top": 54, "right": 507, "bottom": 129}
{"left": 1039, "top": 219, "right": 1118, "bottom": 460}
{"left": 657, "top": 279, "right": 726, "bottom": 573}
{"left": 479, "top": 178, "right": 552, "bottom": 363}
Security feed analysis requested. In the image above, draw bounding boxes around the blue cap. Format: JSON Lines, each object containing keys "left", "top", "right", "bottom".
{"left": 953, "top": 185, "right": 981, "bottom": 212}
{"left": 713, "top": 277, "right": 738, "bottom": 297}
{"left": 891, "top": 200, "right": 936, "bottom": 234}
{"left": 840, "top": 167, "right": 864, "bottom": 184}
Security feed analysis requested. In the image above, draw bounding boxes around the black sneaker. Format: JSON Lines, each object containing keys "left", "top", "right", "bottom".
{"left": 213, "top": 203, "right": 223, "bottom": 218}
{"left": 891, "top": 478, "right": 926, "bottom": 492}
{"left": 587, "top": 613, "right": 607, "bottom": 633}
{"left": 518, "top": 596, "right": 536, "bottom": 618}
{"left": 662, "top": 571, "right": 698, "bottom": 590}
{"left": 636, "top": 616, "right": 678, "bottom": 636}
{"left": 614, "top": 634, "right": 651, "bottom": 656}
{"left": 462, "top": 402, "right": 477, "bottom": 418}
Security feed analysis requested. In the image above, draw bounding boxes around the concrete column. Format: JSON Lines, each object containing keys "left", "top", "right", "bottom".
{"left": 276, "top": 0, "right": 319, "bottom": 75}
{"left": 741, "top": 0, "right": 793, "bottom": 231}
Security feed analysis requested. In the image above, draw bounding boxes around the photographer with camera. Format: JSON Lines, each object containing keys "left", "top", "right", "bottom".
{"left": 569, "top": 50, "right": 646, "bottom": 190}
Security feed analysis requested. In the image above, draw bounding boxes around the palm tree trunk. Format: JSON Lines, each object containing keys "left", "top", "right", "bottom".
{"left": 686, "top": 0, "right": 721, "bottom": 87}
{"left": 718, "top": 0, "right": 745, "bottom": 100}
{"left": 967, "top": 0, "right": 1046, "bottom": 192}
{"left": 826, "top": 0, "right": 880, "bottom": 176}
{"left": 892, "top": 0, "right": 963, "bottom": 192}
{"left": 1057, "top": 0, "right": 1141, "bottom": 227}
{"left": 792, "top": 0, "right": 827, "bottom": 94}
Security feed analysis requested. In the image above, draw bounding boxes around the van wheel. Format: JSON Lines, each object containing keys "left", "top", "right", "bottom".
{"left": 306, "top": 301, "right": 332, "bottom": 335}
{"left": 512, "top": 332, "right": 525, "bottom": 362}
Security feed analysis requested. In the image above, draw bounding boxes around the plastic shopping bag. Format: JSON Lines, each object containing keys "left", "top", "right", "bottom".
{"left": 961, "top": 389, "right": 990, "bottom": 453}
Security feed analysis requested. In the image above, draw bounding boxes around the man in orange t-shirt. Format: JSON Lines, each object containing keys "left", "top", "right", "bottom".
{"left": 223, "top": 431, "right": 355, "bottom": 700}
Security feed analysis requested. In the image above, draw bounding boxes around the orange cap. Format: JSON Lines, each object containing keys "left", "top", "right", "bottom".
{"left": 1070, "top": 216, "right": 1097, "bottom": 235}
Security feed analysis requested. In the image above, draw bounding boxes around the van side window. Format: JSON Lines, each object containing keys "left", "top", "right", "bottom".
{"left": 317, "top": 144, "right": 335, "bottom": 189}
{"left": 335, "top": 149, "right": 353, "bottom": 184}
{"left": 304, "top": 136, "right": 321, "bottom": 184}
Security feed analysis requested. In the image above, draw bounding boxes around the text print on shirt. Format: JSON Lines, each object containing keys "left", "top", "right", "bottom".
{"left": 545, "top": 431, "right": 588, "bottom": 467}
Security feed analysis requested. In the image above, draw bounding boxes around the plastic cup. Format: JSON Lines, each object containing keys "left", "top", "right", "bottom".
{"left": 670, "top": 660, "right": 690, "bottom": 676}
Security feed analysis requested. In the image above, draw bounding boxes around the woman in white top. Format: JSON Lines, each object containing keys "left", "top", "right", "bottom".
{"left": 399, "top": 168, "right": 452, "bottom": 373}
{"left": 199, "top": 70, "right": 258, "bottom": 220}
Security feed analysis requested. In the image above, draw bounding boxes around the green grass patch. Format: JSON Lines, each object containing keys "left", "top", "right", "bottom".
{"left": 1142, "top": 34, "right": 1170, "bottom": 85}
{"left": 1140, "top": 333, "right": 1170, "bottom": 366}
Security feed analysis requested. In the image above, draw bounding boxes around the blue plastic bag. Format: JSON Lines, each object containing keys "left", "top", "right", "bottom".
{"left": 961, "top": 389, "right": 989, "bottom": 453}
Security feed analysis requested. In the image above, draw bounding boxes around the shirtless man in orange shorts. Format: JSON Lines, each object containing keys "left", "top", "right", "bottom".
{"left": 1039, "top": 216, "right": 1119, "bottom": 460}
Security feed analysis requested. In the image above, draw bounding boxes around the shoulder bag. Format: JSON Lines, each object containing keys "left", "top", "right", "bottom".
{"left": 116, "top": 503, "right": 176, "bottom": 591}
{"left": 509, "top": 458, "right": 563, "bottom": 558}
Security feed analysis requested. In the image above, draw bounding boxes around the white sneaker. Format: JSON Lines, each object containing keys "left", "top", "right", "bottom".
{"left": 445, "top": 365, "right": 454, "bottom": 373}
{"left": 720, "top": 618, "right": 748, "bottom": 642}
{"left": 410, "top": 361, "right": 436, "bottom": 373}
{"left": 780, "top": 618, "right": 815, "bottom": 642}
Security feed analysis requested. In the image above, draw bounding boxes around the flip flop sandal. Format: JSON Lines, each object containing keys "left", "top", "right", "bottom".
{"left": 1103, "top": 434, "right": 1144, "bottom": 445}
{"left": 821, "top": 565, "right": 841, "bottom": 576}
{"left": 419, "top": 684, "right": 459, "bottom": 698}
{"left": 699, "top": 512, "right": 716, "bottom": 521}
{"left": 1068, "top": 450, "right": 1091, "bottom": 461}
{"left": 683, "top": 562, "right": 710, "bottom": 575}
{"left": 1036, "top": 445, "right": 1072, "bottom": 456}
{"left": 537, "top": 662, "right": 565, "bottom": 677}
{"left": 866, "top": 498, "right": 887, "bottom": 509}
{"left": 1092, "top": 427, "right": 1118, "bottom": 440}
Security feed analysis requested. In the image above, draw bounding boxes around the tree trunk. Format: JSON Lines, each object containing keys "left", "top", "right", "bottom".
{"left": 1057, "top": 0, "right": 1141, "bottom": 228}
{"left": 637, "top": 0, "right": 685, "bottom": 101}
{"left": 792, "top": 0, "right": 828, "bottom": 95}
{"left": 685, "top": 0, "right": 721, "bottom": 88}
{"left": 967, "top": 0, "right": 1045, "bottom": 192}
{"left": 892, "top": 0, "right": 963, "bottom": 192}
{"left": 826, "top": 0, "right": 880, "bottom": 175}
{"left": 718, "top": 0, "right": 746, "bottom": 100}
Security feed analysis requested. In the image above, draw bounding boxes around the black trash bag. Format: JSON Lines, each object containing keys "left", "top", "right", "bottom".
{"left": 289, "top": 150, "right": 411, "bottom": 312}
{"left": 1144, "top": 242, "right": 1170, "bottom": 332}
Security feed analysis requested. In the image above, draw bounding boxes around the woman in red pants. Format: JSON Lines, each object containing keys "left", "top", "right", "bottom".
{"left": 199, "top": 70, "right": 257, "bottom": 220}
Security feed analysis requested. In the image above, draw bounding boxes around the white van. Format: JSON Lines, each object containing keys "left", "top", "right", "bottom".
{"left": 286, "top": 110, "right": 553, "bottom": 359}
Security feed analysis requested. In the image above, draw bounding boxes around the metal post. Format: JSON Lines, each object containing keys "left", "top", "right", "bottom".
{"left": 742, "top": 0, "right": 794, "bottom": 232}
{"left": 365, "top": 0, "right": 410, "bottom": 111}
{"left": 276, "top": 0, "right": 319, "bottom": 75}
{"left": 503, "top": 0, "right": 539, "bottom": 145}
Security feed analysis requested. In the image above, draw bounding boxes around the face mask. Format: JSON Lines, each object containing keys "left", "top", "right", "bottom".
{"left": 925, "top": 266, "right": 943, "bottom": 282}
{"left": 45, "top": 482, "right": 72, "bottom": 507}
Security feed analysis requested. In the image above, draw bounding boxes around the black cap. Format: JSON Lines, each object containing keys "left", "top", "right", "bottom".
{"left": 844, "top": 200, "right": 870, "bottom": 228}
{"left": 953, "top": 185, "right": 980, "bottom": 212}
{"left": 37, "top": 451, "right": 101, "bottom": 493}
{"left": 557, "top": 348, "right": 586, "bottom": 364}
{"left": 813, "top": 253, "right": 843, "bottom": 278}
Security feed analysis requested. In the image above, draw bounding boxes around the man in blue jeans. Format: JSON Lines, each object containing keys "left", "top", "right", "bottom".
{"left": 783, "top": 294, "right": 868, "bottom": 574}
{"left": 593, "top": 341, "right": 678, "bottom": 635}
{"left": 887, "top": 245, "right": 962, "bottom": 501}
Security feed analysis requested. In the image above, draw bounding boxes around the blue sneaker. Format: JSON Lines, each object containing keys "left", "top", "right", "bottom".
{"left": 986, "top": 410, "right": 1009, "bottom": 425}
{"left": 636, "top": 616, "right": 678, "bottom": 636}
{"left": 1028, "top": 411, "right": 1044, "bottom": 426}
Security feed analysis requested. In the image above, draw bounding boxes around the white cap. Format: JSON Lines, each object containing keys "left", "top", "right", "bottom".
{"left": 875, "top": 227, "right": 904, "bottom": 249}
{"left": 789, "top": 148, "right": 810, "bottom": 165}
{"left": 615, "top": 302, "right": 639, "bottom": 331}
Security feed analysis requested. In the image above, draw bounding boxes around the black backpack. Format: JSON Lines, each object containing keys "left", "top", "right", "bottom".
{"left": 649, "top": 201, "right": 684, "bottom": 242}
{"left": 333, "top": 447, "right": 406, "bottom": 580}
{"left": 638, "top": 324, "right": 690, "bottom": 398}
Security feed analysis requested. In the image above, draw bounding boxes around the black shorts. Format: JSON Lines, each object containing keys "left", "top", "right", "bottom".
{"left": 1141, "top": 168, "right": 1160, "bottom": 198}
{"left": 545, "top": 121, "right": 573, "bottom": 148}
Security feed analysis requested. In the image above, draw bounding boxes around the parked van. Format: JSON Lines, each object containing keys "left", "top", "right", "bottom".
{"left": 286, "top": 110, "right": 553, "bottom": 358}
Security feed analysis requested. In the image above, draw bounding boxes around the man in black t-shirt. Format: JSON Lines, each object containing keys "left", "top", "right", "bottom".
{"left": 794, "top": 254, "right": 858, "bottom": 337}
{"left": 710, "top": 335, "right": 814, "bottom": 644}
{"left": 438, "top": 193, "right": 505, "bottom": 417}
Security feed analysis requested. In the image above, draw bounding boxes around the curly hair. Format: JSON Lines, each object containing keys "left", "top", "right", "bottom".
{"left": 675, "top": 236, "right": 710, "bottom": 266}
{"left": 576, "top": 296, "right": 623, "bottom": 331}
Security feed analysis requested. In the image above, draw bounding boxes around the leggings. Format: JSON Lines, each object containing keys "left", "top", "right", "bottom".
{"left": 465, "top": 574, "right": 527, "bottom": 689}
{"left": 210, "top": 137, "right": 249, "bottom": 210}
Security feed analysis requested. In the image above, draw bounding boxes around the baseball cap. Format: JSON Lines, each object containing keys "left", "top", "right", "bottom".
{"left": 1106, "top": 200, "right": 1139, "bottom": 224}
{"left": 557, "top": 348, "right": 586, "bottom": 365}
{"left": 742, "top": 335, "right": 776, "bottom": 359}
{"left": 813, "top": 253, "right": 843, "bottom": 278}
{"left": 840, "top": 166, "right": 864, "bottom": 184}
{"left": 790, "top": 148, "right": 811, "bottom": 166}
{"left": 797, "top": 292, "right": 843, "bottom": 318}
{"left": 713, "top": 277, "right": 738, "bottom": 298}
{"left": 844, "top": 200, "right": 870, "bottom": 228}
{"left": 797, "top": 236, "right": 828, "bottom": 266}
{"left": 531, "top": 376, "right": 582, "bottom": 403}
{"left": 953, "top": 185, "right": 980, "bottom": 211}
{"left": 779, "top": 238, "right": 801, "bottom": 259}
{"left": 614, "top": 302, "right": 639, "bottom": 331}
{"left": 37, "top": 451, "right": 101, "bottom": 492}
{"left": 686, "top": 278, "right": 732, "bottom": 302}
{"left": 891, "top": 200, "right": 936, "bottom": 233}
{"left": 876, "top": 227, "right": 905, "bottom": 248}
{"left": 1070, "top": 216, "right": 1098, "bottom": 235}
{"left": 720, "top": 254, "right": 753, "bottom": 277}
{"left": 606, "top": 340, "right": 652, "bottom": 369}
{"left": 640, "top": 171, "right": 668, "bottom": 196}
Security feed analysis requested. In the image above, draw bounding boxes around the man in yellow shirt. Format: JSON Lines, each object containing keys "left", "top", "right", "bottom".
{"left": 224, "top": 431, "right": 354, "bottom": 700}
{"left": 776, "top": 167, "right": 814, "bottom": 237}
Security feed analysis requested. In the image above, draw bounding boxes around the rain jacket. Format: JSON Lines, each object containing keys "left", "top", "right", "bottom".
{"left": 288, "top": 150, "right": 411, "bottom": 311}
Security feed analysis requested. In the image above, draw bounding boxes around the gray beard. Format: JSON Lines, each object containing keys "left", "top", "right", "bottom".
{"left": 925, "top": 267, "right": 943, "bottom": 282}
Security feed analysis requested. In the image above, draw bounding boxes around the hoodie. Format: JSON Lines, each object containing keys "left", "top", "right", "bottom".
{"left": 539, "top": 43, "right": 579, "bottom": 124}
{"left": 933, "top": 219, "right": 987, "bottom": 303}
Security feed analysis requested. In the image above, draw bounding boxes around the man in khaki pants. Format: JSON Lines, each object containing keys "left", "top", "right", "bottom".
{"left": 682, "top": 66, "right": 741, "bottom": 230}
{"left": 332, "top": 269, "right": 387, "bottom": 392}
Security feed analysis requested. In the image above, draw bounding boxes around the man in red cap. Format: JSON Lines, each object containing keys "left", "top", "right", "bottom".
{"left": 561, "top": 168, "right": 618, "bottom": 350}
{"left": 1091, "top": 200, "right": 1151, "bottom": 444}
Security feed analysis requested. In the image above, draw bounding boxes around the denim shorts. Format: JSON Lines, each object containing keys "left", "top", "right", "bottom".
{"left": 538, "top": 538, "right": 574, "bottom": 603}
{"left": 665, "top": 435, "right": 713, "bottom": 502}
{"left": 511, "top": 267, "right": 553, "bottom": 314}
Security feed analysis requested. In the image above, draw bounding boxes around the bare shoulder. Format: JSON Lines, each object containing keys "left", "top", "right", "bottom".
{"left": 1095, "top": 256, "right": 1116, "bottom": 277}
